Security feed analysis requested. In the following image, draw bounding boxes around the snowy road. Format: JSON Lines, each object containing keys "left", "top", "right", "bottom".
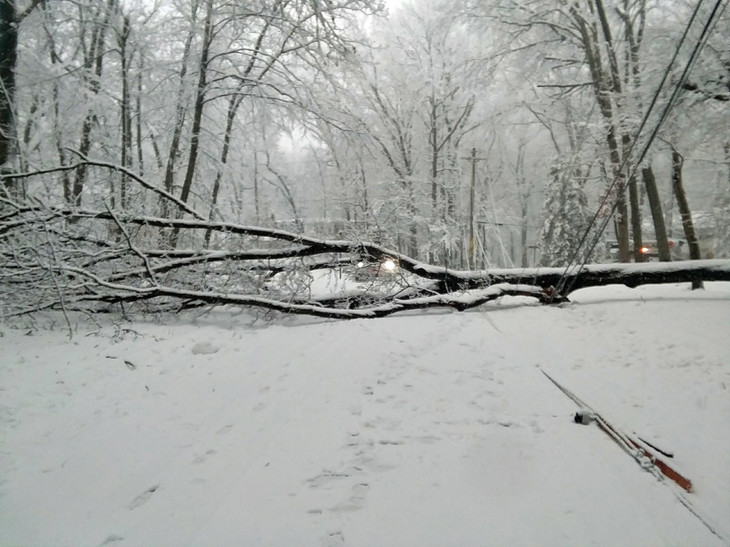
{"left": 1, "top": 284, "right": 729, "bottom": 546}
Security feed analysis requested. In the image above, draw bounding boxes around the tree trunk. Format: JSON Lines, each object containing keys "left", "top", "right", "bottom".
{"left": 42, "top": 13, "right": 71, "bottom": 203}
{"left": 71, "top": 0, "right": 116, "bottom": 208}
{"left": 359, "top": 158, "right": 369, "bottom": 217}
{"left": 333, "top": 155, "right": 351, "bottom": 222}
{"left": 19, "top": 93, "right": 38, "bottom": 173}
{"left": 521, "top": 199, "right": 529, "bottom": 268}
{"left": 178, "top": 0, "right": 212, "bottom": 209}
{"left": 172, "top": 0, "right": 213, "bottom": 252}
{"left": 0, "top": 0, "right": 18, "bottom": 199}
{"left": 135, "top": 55, "right": 144, "bottom": 177}
{"left": 641, "top": 165, "right": 671, "bottom": 261}
{"left": 118, "top": 14, "right": 132, "bottom": 209}
{"left": 160, "top": 0, "right": 200, "bottom": 220}
{"left": 671, "top": 148, "right": 702, "bottom": 289}
{"left": 205, "top": 92, "right": 242, "bottom": 248}
{"left": 515, "top": 144, "right": 529, "bottom": 268}
{"left": 628, "top": 174, "right": 644, "bottom": 261}
{"left": 253, "top": 149, "right": 260, "bottom": 225}
{"left": 622, "top": 132, "right": 643, "bottom": 262}
{"left": 429, "top": 96, "right": 439, "bottom": 214}
{"left": 572, "top": 3, "right": 631, "bottom": 262}
{"left": 614, "top": 171, "right": 631, "bottom": 262}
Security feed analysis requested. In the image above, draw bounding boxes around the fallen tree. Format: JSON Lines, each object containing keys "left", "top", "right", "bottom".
{"left": 2, "top": 162, "right": 730, "bottom": 321}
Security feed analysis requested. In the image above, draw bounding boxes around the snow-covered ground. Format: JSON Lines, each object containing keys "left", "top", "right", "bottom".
{"left": 1, "top": 283, "right": 729, "bottom": 546}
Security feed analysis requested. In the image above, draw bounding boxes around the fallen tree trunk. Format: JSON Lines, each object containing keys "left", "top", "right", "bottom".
{"left": 3, "top": 163, "right": 730, "bottom": 321}
{"left": 483, "top": 260, "right": 730, "bottom": 295}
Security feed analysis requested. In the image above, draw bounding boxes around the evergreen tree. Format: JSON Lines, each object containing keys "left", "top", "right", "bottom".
{"left": 539, "top": 161, "right": 606, "bottom": 267}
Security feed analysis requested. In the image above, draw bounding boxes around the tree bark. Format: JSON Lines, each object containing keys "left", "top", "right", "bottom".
{"left": 71, "top": 0, "right": 116, "bottom": 208}
{"left": 571, "top": 6, "right": 630, "bottom": 262}
{"left": 205, "top": 92, "right": 243, "bottom": 248}
{"left": 177, "top": 0, "right": 212, "bottom": 209}
{"left": 171, "top": 0, "right": 213, "bottom": 248}
{"left": 641, "top": 165, "right": 671, "bottom": 261}
{"left": 0, "top": 0, "right": 16, "bottom": 169}
{"left": 0, "top": 0, "right": 46, "bottom": 200}
{"left": 0, "top": 0, "right": 19, "bottom": 201}
{"left": 670, "top": 148, "right": 703, "bottom": 289}
{"left": 135, "top": 55, "right": 144, "bottom": 176}
{"left": 118, "top": 13, "right": 132, "bottom": 209}
{"left": 160, "top": 0, "right": 200, "bottom": 220}
{"left": 628, "top": 174, "right": 644, "bottom": 261}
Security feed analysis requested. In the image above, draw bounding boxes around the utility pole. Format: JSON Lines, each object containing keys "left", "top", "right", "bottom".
{"left": 464, "top": 147, "right": 486, "bottom": 269}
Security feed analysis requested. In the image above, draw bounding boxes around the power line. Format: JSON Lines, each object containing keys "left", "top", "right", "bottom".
{"left": 570, "top": 0, "right": 727, "bottom": 279}
{"left": 554, "top": 0, "right": 726, "bottom": 296}
{"left": 558, "top": 0, "right": 707, "bottom": 276}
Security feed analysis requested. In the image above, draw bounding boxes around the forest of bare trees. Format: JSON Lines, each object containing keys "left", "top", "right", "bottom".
{"left": 1, "top": 0, "right": 729, "bottom": 319}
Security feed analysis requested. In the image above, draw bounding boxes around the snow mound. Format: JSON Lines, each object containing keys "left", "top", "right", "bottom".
{"left": 191, "top": 341, "right": 220, "bottom": 355}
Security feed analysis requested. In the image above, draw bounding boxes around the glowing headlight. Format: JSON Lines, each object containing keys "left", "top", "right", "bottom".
{"left": 382, "top": 258, "right": 397, "bottom": 272}
{"left": 640, "top": 247, "right": 650, "bottom": 254}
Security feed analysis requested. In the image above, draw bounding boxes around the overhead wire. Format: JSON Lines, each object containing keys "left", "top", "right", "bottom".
{"left": 553, "top": 0, "right": 727, "bottom": 297}
{"left": 556, "top": 0, "right": 706, "bottom": 280}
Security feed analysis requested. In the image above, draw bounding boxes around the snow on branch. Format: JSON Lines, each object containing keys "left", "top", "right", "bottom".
{"left": 2, "top": 162, "right": 729, "bottom": 321}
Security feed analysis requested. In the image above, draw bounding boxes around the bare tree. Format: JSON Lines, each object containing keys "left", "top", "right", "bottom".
{"left": 70, "top": 0, "right": 117, "bottom": 209}
{"left": 0, "top": 0, "right": 42, "bottom": 198}
{"left": 4, "top": 163, "right": 728, "bottom": 323}
{"left": 460, "top": 0, "right": 707, "bottom": 263}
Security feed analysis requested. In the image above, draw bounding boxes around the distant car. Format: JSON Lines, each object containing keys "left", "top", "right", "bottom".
{"left": 640, "top": 239, "right": 689, "bottom": 260}
{"left": 608, "top": 238, "right": 688, "bottom": 261}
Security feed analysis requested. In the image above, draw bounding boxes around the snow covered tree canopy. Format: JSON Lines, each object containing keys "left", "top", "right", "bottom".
{"left": 1, "top": 0, "right": 729, "bottom": 319}
{"left": 539, "top": 160, "right": 608, "bottom": 267}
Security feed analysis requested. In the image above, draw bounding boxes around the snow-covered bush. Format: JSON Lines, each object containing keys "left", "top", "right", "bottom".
{"left": 539, "top": 161, "right": 606, "bottom": 267}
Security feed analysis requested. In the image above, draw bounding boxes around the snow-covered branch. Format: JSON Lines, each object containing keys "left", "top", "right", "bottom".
{"left": 2, "top": 163, "right": 730, "bottom": 321}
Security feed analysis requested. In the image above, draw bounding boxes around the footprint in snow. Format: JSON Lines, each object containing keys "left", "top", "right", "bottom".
{"left": 192, "top": 449, "right": 217, "bottom": 464}
{"left": 321, "top": 531, "right": 345, "bottom": 546}
{"left": 306, "top": 469, "right": 355, "bottom": 488}
{"left": 331, "top": 483, "right": 369, "bottom": 512}
{"left": 129, "top": 485, "right": 160, "bottom": 509}
{"left": 216, "top": 424, "right": 234, "bottom": 435}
